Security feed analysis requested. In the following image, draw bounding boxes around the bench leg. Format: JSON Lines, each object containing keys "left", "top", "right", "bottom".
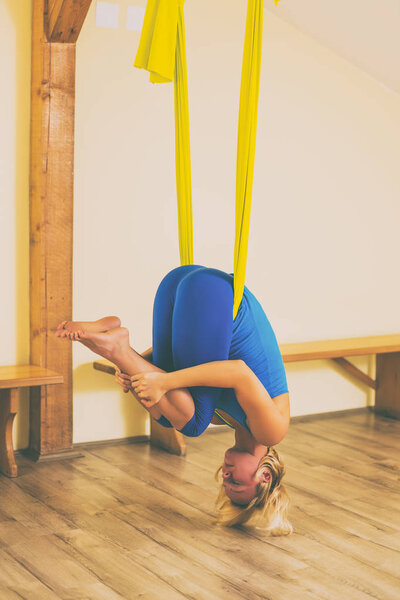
{"left": 375, "top": 352, "right": 400, "bottom": 420}
{"left": 0, "top": 389, "right": 18, "bottom": 477}
{"left": 150, "top": 418, "right": 186, "bottom": 456}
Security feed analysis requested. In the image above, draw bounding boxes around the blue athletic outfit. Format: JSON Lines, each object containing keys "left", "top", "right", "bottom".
{"left": 152, "top": 265, "right": 288, "bottom": 437}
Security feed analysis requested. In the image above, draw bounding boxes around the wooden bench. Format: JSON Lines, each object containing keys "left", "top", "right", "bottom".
{"left": 279, "top": 334, "right": 400, "bottom": 420}
{"left": 0, "top": 365, "right": 63, "bottom": 477}
{"left": 93, "top": 333, "right": 400, "bottom": 456}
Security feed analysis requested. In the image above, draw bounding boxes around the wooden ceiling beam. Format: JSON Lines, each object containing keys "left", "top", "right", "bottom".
{"left": 47, "top": 0, "right": 92, "bottom": 42}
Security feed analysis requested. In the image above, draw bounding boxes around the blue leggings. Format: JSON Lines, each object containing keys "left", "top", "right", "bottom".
{"left": 152, "top": 265, "right": 235, "bottom": 436}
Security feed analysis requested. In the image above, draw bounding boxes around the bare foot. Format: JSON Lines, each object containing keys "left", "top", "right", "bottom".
{"left": 56, "top": 316, "right": 121, "bottom": 340}
{"left": 70, "top": 327, "right": 130, "bottom": 361}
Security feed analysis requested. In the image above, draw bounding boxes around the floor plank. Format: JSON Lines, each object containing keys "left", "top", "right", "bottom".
{"left": 0, "top": 411, "right": 399, "bottom": 599}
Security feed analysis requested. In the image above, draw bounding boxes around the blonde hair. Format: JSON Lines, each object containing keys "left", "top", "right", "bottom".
{"left": 214, "top": 446, "right": 293, "bottom": 535}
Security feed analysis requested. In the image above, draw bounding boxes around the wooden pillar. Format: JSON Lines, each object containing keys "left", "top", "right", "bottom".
{"left": 375, "top": 352, "right": 400, "bottom": 420}
{"left": 28, "top": 0, "right": 91, "bottom": 461}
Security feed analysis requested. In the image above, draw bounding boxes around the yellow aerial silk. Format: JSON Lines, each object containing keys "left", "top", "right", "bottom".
{"left": 134, "top": 0, "right": 193, "bottom": 265}
{"left": 134, "top": 0, "right": 280, "bottom": 318}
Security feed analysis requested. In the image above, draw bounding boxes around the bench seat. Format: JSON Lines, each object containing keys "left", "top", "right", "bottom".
{"left": 280, "top": 333, "right": 400, "bottom": 362}
{"left": 0, "top": 365, "right": 63, "bottom": 477}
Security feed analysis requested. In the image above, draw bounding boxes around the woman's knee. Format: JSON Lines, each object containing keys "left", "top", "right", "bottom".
{"left": 172, "top": 269, "right": 234, "bottom": 365}
{"left": 155, "top": 265, "right": 203, "bottom": 304}
{"left": 176, "top": 267, "right": 234, "bottom": 307}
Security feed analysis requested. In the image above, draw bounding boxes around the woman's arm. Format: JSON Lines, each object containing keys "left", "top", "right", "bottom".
{"left": 232, "top": 364, "right": 290, "bottom": 446}
{"left": 165, "top": 360, "right": 289, "bottom": 444}
{"left": 132, "top": 360, "right": 244, "bottom": 406}
{"left": 166, "top": 359, "right": 244, "bottom": 390}
{"left": 132, "top": 360, "right": 290, "bottom": 445}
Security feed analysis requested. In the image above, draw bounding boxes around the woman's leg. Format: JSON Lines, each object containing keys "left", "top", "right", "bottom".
{"left": 152, "top": 265, "right": 205, "bottom": 372}
{"left": 172, "top": 268, "right": 234, "bottom": 370}
{"left": 58, "top": 266, "right": 234, "bottom": 432}
{"left": 169, "top": 268, "right": 235, "bottom": 435}
{"left": 105, "top": 337, "right": 194, "bottom": 428}
{"left": 133, "top": 266, "right": 234, "bottom": 433}
{"left": 149, "top": 265, "right": 206, "bottom": 424}
{"left": 59, "top": 324, "right": 196, "bottom": 429}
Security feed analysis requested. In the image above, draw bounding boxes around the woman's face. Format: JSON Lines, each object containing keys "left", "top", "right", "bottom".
{"left": 221, "top": 447, "right": 270, "bottom": 505}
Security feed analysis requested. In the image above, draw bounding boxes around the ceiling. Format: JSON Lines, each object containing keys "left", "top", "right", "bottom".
{"left": 268, "top": 0, "right": 400, "bottom": 95}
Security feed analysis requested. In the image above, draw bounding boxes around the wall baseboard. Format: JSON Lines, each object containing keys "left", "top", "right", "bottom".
{"left": 14, "top": 434, "right": 150, "bottom": 455}
{"left": 290, "top": 406, "right": 371, "bottom": 423}
{"left": 73, "top": 435, "right": 150, "bottom": 451}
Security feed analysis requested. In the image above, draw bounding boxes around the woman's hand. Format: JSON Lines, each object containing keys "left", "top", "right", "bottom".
{"left": 115, "top": 368, "right": 131, "bottom": 393}
{"left": 131, "top": 372, "right": 168, "bottom": 407}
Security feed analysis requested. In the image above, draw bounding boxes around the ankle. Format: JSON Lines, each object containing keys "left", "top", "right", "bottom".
{"left": 109, "top": 345, "right": 129, "bottom": 365}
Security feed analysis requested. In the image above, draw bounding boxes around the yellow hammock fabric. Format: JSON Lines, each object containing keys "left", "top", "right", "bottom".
{"left": 134, "top": 0, "right": 280, "bottom": 318}
{"left": 134, "top": 0, "right": 193, "bottom": 266}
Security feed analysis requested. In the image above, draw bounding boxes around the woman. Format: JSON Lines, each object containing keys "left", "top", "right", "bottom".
{"left": 56, "top": 265, "right": 292, "bottom": 533}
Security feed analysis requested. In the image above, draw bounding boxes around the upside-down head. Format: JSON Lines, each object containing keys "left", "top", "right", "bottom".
{"left": 214, "top": 446, "right": 293, "bottom": 534}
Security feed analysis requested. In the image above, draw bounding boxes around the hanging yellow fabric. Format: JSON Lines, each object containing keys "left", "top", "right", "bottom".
{"left": 134, "top": 0, "right": 193, "bottom": 265}
{"left": 135, "top": 0, "right": 281, "bottom": 317}
{"left": 233, "top": 0, "right": 281, "bottom": 315}
{"left": 232, "top": 0, "right": 264, "bottom": 319}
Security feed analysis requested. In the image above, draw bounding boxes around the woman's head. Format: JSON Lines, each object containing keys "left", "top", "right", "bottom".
{"left": 214, "top": 446, "right": 293, "bottom": 535}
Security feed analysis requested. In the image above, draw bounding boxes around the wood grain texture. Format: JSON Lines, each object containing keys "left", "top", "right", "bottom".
{"left": 30, "top": 0, "right": 75, "bottom": 458}
{"left": 0, "top": 365, "right": 63, "bottom": 389}
{"left": 1, "top": 411, "right": 399, "bottom": 599}
{"left": 47, "top": 0, "right": 92, "bottom": 42}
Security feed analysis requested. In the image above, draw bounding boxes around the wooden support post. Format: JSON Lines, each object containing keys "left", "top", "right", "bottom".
{"left": 28, "top": 0, "right": 91, "bottom": 461}
{"left": 150, "top": 418, "right": 186, "bottom": 456}
{"left": 375, "top": 352, "right": 400, "bottom": 419}
{"left": 0, "top": 390, "right": 18, "bottom": 477}
{"left": 48, "top": 0, "right": 92, "bottom": 42}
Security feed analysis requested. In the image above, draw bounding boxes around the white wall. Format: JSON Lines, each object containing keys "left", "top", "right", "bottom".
{"left": 0, "top": 0, "right": 31, "bottom": 450}
{"left": 2, "top": 0, "right": 399, "bottom": 448}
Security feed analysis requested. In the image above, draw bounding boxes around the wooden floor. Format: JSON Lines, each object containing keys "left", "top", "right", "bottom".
{"left": 1, "top": 410, "right": 400, "bottom": 600}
